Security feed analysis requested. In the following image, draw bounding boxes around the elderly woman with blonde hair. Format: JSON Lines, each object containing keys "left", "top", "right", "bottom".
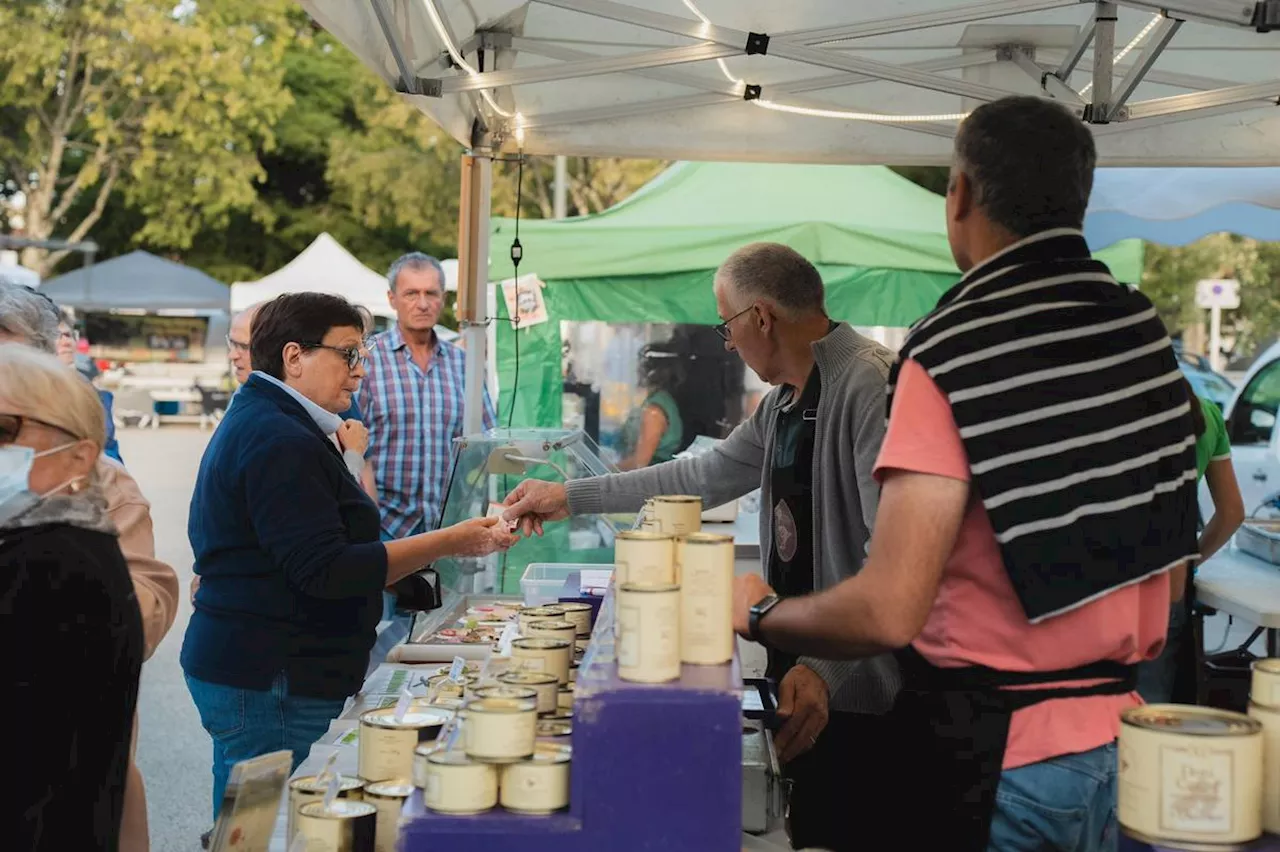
{"left": 0, "top": 343, "right": 144, "bottom": 850}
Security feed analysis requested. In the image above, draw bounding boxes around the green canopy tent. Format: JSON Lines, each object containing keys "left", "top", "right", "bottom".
{"left": 491, "top": 161, "right": 1144, "bottom": 428}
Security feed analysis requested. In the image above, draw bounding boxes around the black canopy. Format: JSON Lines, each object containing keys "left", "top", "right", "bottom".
{"left": 40, "top": 251, "right": 229, "bottom": 312}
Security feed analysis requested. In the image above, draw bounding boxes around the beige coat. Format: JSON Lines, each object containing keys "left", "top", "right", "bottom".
{"left": 98, "top": 457, "right": 180, "bottom": 852}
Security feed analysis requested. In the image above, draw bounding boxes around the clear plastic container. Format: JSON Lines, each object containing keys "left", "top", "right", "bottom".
{"left": 520, "top": 563, "right": 608, "bottom": 606}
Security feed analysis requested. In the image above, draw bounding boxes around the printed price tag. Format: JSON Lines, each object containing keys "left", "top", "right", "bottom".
{"left": 448, "top": 655, "right": 467, "bottom": 683}
{"left": 315, "top": 751, "right": 338, "bottom": 783}
{"left": 498, "top": 623, "right": 518, "bottom": 657}
{"left": 322, "top": 771, "right": 341, "bottom": 811}
{"left": 392, "top": 685, "right": 414, "bottom": 723}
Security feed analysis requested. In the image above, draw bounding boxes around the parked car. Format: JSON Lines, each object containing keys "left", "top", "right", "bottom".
{"left": 1211, "top": 340, "right": 1280, "bottom": 518}
{"left": 1180, "top": 362, "right": 1234, "bottom": 411}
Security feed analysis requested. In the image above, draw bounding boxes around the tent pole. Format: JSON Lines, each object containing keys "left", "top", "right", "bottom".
{"left": 457, "top": 150, "right": 493, "bottom": 434}
{"left": 1090, "top": 2, "right": 1117, "bottom": 120}
{"left": 554, "top": 156, "right": 569, "bottom": 219}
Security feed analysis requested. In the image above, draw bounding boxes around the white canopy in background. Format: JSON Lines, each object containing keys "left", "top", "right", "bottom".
{"left": 231, "top": 232, "right": 396, "bottom": 318}
{"left": 298, "top": 0, "right": 1280, "bottom": 166}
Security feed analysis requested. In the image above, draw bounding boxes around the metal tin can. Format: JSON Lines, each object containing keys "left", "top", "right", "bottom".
{"left": 614, "top": 531, "right": 676, "bottom": 586}
{"left": 526, "top": 619, "right": 577, "bottom": 643}
{"left": 296, "top": 800, "right": 377, "bottom": 852}
{"left": 616, "top": 582, "right": 681, "bottom": 683}
{"left": 421, "top": 751, "right": 499, "bottom": 814}
{"left": 357, "top": 707, "right": 450, "bottom": 783}
{"left": 536, "top": 716, "right": 573, "bottom": 738}
{"left": 518, "top": 605, "right": 567, "bottom": 635}
{"left": 287, "top": 775, "right": 365, "bottom": 845}
{"left": 364, "top": 781, "right": 414, "bottom": 852}
{"left": 1249, "top": 700, "right": 1280, "bottom": 834}
{"left": 462, "top": 696, "right": 538, "bottom": 763}
{"left": 557, "top": 684, "right": 574, "bottom": 712}
{"left": 675, "top": 533, "right": 734, "bottom": 665}
{"left": 1251, "top": 658, "right": 1280, "bottom": 710}
{"left": 647, "top": 495, "right": 702, "bottom": 537}
{"left": 511, "top": 637, "right": 573, "bottom": 685}
{"left": 425, "top": 673, "right": 477, "bottom": 700}
{"left": 558, "top": 602, "right": 594, "bottom": 638}
{"left": 500, "top": 752, "right": 572, "bottom": 814}
{"left": 497, "top": 671, "right": 559, "bottom": 715}
{"left": 1118, "top": 704, "right": 1263, "bottom": 848}
{"left": 474, "top": 684, "right": 539, "bottom": 703}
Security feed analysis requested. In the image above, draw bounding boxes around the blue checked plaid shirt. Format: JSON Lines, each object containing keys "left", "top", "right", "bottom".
{"left": 358, "top": 325, "right": 495, "bottom": 539}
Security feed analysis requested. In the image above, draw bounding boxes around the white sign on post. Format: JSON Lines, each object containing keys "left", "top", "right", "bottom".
{"left": 1195, "top": 279, "right": 1241, "bottom": 310}
{"left": 1195, "top": 279, "right": 1240, "bottom": 374}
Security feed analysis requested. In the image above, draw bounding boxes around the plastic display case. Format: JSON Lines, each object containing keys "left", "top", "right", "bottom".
{"left": 434, "top": 429, "right": 631, "bottom": 594}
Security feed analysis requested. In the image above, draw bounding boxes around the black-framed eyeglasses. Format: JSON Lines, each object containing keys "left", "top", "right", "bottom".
{"left": 225, "top": 334, "right": 250, "bottom": 353}
{"left": 0, "top": 413, "right": 76, "bottom": 445}
{"left": 714, "top": 305, "right": 755, "bottom": 342}
{"left": 300, "top": 343, "right": 368, "bottom": 370}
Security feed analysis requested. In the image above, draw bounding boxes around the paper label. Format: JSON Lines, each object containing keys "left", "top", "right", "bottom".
{"left": 1160, "top": 744, "right": 1232, "bottom": 833}
{"left": 322, "top": 772, "right": 340, "bottom": 811}
{"left": 579, "top": 569, "right": 612, "bottom": 594}
{"left": 448, "top": 656, "right": 467, "bottom": 683}
{"left": 498, "top": 623, "right": 518, "bottom": 657}
{"left": 393, "top": 686, "right": 413, "bottom": 722}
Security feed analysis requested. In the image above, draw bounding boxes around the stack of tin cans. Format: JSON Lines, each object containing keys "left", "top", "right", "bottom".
{"left": 614, "top": 496, "right": 736, "bottom": 683}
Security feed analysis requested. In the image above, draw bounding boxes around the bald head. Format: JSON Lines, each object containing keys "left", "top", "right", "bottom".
{"left": 714, "top": 242, "right": 825, "bottom": 320}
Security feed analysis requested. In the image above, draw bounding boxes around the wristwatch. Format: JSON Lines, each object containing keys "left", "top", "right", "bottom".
{"left": 748, "top": 594, "right": 781, "bottom": 643}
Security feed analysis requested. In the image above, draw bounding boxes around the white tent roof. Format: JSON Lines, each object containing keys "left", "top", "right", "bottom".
{"left": 232, "top": 233, "right": 395, "bottom": 317}
{"left": 297, "top": 0, "right": 1280, "bottom": 166}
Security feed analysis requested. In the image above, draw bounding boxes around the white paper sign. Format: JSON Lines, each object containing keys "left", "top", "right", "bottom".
{"left": 1195, "top": 279, "right": 1240, "bottom": 309}
{"left": 579, "top": 569, "right": 612, "bottom": 594}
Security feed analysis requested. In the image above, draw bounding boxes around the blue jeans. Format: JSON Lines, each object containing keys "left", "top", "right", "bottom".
{"left": 1135, "top": 602, "right": 1189, "bottom": 704}
{"left": 988, "top": 743, "right": 1118, "bottom": 852}
{"left": 185, "top": 673, "right": 346, "bottom": 820}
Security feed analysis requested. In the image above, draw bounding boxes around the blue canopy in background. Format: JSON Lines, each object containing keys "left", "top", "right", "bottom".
{"left": 1086, "top": 168, "right": 1280, "bottom": 249}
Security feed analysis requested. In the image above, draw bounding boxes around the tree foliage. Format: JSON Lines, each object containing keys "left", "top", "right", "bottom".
{"left": 0, "top": 0, "right": 295, "bottom": 274}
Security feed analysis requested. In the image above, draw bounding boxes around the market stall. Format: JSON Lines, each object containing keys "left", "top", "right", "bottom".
{"left": 487, "top": 159, "right": 1145, "bottom": 428}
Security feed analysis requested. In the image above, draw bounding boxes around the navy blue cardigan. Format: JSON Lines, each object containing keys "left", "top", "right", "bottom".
{"left": 181, "top": 376, "right": 388, "bottom": 700}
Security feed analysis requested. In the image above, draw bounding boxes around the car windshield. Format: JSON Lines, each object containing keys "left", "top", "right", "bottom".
{"left": 1180, "top": 365, "right": 1234, "bottom": 407}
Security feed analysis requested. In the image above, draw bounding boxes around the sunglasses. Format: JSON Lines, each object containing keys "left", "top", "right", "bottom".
{"left": 714, "top": 304, "right": 755, "bottom": 342}
{"left": 300, "top": 343, "right": 369, "bottom": 370}
{"left": 0, "top": 413, "right": 76, "bottom": 445}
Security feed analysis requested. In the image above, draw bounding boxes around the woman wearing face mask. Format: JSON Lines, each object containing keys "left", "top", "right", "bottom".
{"left": 181, "top": 293, "right": 518, "bottom": 844}
{"left": 0, "top": 343, "right": 144, "bottom": 851}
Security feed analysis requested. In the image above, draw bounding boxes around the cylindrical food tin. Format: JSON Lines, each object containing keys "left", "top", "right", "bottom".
{"left": 426, "top": 673, "right": 477, "bottom": 700}
{"left": 676, "top": 533, "right": 734, "bottom": 665}
{"left": 648, "top": 495, "right": 702, "bottom": 537}
{"left": 616, "top": 582, "right": 681, "bottom": 683}
{"left": 500, "top": 752, "right": 572, "bottom": 814}
{"left": 364, "top": 781, "right": 413, "bottom": 852}
{"left": 421, "top": 751, "right": 498, "bottom": 815}
{"left": 614, "top": 531, "right": 676, "bottom": 586}
{"left": 1251, "top": 658, "right": 1280, "bottom": 710}
{"left": 296, "top": 800, "right": 377, "bottom": 852}
{"left": 569, "top": 662, "right": 579, "bottom": 684}
{"left": 1249, "top": 700, "right": 1280, "bottom": 834}
{"left": 519, "top": 605, "right": 567, "bottom": 635}
{"left": 287, "top": 775, "right": 365, "bottom": 844}
{"left": 558, "top": 602, "right": 594, "bottom": 638}
{"left": 525, "top": 619, "right": 577, "bottom": 643}
{"left": 497, "top": 671, "right": 559, "bottom": 715}
{"left": 462, "top": 696, "right": 538, "bottom": 763}
{"left": 474, "top": 684, "right": 538, "bottom": 703}
{"left": 557, "top": 685, "right": 574, "bottom": 712}
{"left": 512, "top": 637, "right": 573, "bottom": 685}
{"left": 357, "top": 708, "right": 450, "bottom": 783}
{"left": 1118, "top": 704, "right": 1263, "bottom": 848}
{"left": 536, "top": 716, "right": 573, "bottom": 738}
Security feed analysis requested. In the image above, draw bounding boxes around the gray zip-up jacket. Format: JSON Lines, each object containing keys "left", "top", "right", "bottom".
{"left": 565, "top": 323, "right": 899, "bottom": 714}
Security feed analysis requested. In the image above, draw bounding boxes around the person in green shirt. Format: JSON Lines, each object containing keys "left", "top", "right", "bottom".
{"left": 1138, "top": 377, "right": 1245, "bottom": 703}
{"left": 617, "top": 345, "right": 686, "bottom": 470}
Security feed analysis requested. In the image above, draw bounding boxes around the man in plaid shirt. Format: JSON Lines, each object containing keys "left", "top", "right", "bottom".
{"left": 358, "top": 252, "right": 495, "bottom": 547}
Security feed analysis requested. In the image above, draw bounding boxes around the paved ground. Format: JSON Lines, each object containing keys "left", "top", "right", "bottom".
{"left": 121, "top": 425, "right": 1267, "bottom": 852}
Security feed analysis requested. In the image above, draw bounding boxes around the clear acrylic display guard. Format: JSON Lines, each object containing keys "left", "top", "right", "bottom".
{"left": 434, "top": 429, "right": 629, "bottom": 595}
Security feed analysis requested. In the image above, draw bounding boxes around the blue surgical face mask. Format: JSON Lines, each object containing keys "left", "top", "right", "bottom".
{"left": 0, "top": 443, "right": 82, "bottom": 526}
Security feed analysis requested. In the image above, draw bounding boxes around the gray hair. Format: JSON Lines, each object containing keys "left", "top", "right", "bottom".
{"left": 0, "top": 281, "right": 60, "bottom": 353}
{"left": 387, "top": 252, "right": 446, "bottom": 292}
{"left": 953, "top": 95, "right": 1096, "bottom": 238}
{"left": 716, "top": 242, "right": 826, "bottom": 318}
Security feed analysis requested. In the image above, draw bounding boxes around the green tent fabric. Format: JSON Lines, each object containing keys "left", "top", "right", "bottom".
{"left": 491, "top": 161, "right": 1144, "bottom": 428}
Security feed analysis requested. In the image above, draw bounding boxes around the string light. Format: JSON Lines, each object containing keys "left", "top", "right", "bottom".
{"left": 681, "top": 0, "right": 965, "bottom": 124}
{"left": 1079, "top": 13, "right": 1164, "bottom": 97}
{"left": 421, "top": 0, "right": 518, "bottom": 122}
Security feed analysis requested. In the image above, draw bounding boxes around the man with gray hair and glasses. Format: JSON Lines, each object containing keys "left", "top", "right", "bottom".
{"left": 502, "top": 242, "right": 898, "bottom": 851}
{"left": 358, "top": 253, "right": 495, "bottom": 612}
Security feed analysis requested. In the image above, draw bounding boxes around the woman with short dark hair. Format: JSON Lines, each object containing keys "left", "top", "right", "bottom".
{"left": 181, "top": 292, "right": 516, "bottom": 829}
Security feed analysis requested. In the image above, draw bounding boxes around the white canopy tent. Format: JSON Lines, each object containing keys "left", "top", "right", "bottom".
{"left": 231, "top": 232, "right": 397, "bottom": 319}
{"left": 296, "top": 0, "right": 1280, "bottom": 427}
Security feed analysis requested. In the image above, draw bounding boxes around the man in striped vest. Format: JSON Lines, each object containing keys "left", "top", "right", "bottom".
{"left": 733, "top": 95, "right": 1197, "bottom": 852}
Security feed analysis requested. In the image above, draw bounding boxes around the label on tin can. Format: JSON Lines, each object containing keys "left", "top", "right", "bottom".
{"left": 358, "top": 725, "right": 417, "bottom": 783}
{"left": 677, "top": 536, "right": 734, "bottom": 665}
{"left": 617, "top": 584, "right": 680, "bottom": 683}
{"left": 465, "top": 703, "right": 537, "bottom": 761}
{"left": 1160, "top": 744, "right": 1233, "bottom": 833}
